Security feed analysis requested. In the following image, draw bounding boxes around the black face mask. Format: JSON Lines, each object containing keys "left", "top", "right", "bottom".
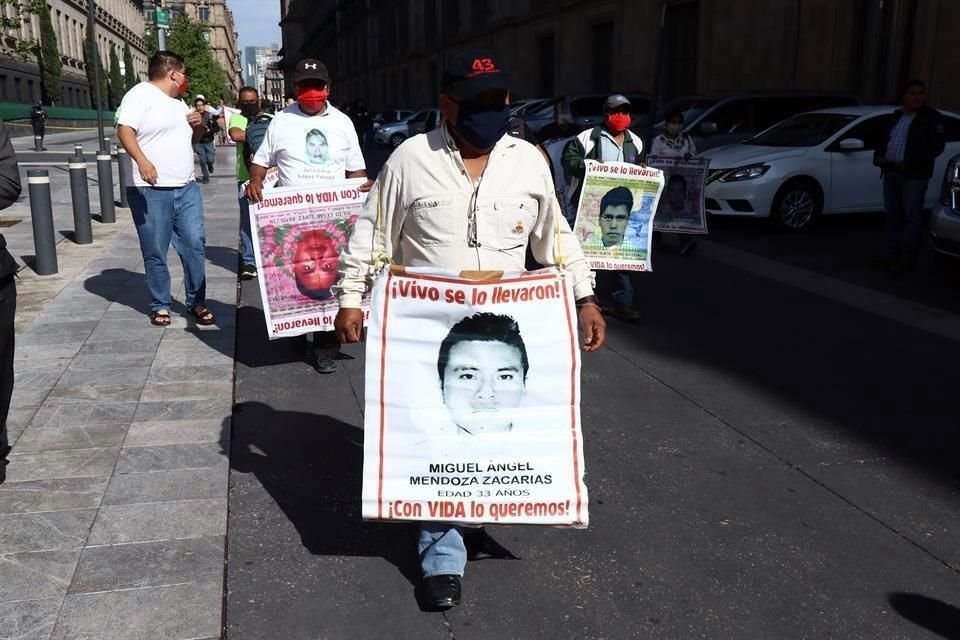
{"left": 453, "top": 101, "right": 510, "bottom": 150}
{"left": 239, "top": 103, "right": 259, "bottom": 118}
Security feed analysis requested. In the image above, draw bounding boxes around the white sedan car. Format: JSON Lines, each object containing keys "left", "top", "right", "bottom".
{"left": 700, "top": 106, "right": 960, "bottom": 230}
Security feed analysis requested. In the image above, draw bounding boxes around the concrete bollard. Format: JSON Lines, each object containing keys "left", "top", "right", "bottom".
{"left": 27, "top": 170, "right": 57, "bottom": 275}
{"left": 69, "top": 157, "right": 93, "bottom": 245}
{"left": 116, "top": 146, "right": 129, "bottom": 208}
{"left": 34, "top": 135, "right": 43, "bottom": 152}
{"left": 96, "top": 153, "right": 116, "bottom": 224}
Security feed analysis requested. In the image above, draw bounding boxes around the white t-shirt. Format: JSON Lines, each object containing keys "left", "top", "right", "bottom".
{"left": 252, "top": 102, "right": 365, "bottom": 186}
{"left": 117, "top": 82, "right": 195, "bottom": 187}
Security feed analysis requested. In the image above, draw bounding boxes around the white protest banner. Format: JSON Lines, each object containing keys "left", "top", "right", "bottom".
{"left": 249, "top": 181, "right": 370, "bottom": 339}
{"left": 221, "top": 107, "right": 239, "bottom": 146}
{"left": 572, "top": 160, "right": 664, "bottom": 272}
{"left": 362, "top": 268, "right": 588, "bottom": 527}
{"left": 649, "top": 156, "right": 710, "bottom": 234}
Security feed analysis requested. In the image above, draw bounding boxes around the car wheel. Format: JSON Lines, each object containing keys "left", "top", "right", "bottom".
{"left": 771, "top": 179, "right": 822, "bottom": 231}
{"left": 389, "top": 133, "right": 406, "bottom": 148}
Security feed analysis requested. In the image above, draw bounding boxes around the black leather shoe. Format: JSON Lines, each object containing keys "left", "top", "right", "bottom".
{"left": 423, "top": 574, "right": 461, "bottom": 609}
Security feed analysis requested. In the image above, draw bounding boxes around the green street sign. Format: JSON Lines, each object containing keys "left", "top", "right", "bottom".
{"left": 156, "top": 9, "right": 170, "bottom": 27}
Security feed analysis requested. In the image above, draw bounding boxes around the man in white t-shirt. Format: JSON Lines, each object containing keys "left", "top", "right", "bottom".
{"left": 245, "top": 58, "right": 370, "bottom": 373}
{"left": 116, "top": 50, "right": 215, "bottom": 327}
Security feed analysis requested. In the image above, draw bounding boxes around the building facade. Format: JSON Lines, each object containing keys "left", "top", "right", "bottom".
{"left": 150, "top": 0, "right": 242, "bottom": 95}
{"left": 0, "top": 0, "right": 149, "bottom": 108}
{"left": 279, "top": 0, "right": 960, "bottom": 114}
{"left": 243, "top": 44, "right": 277, "bottom": 93}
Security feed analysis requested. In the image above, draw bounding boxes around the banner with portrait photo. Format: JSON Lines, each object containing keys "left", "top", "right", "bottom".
{"left": 362, "top": 267, "right": 588, "bottom": 527}
{"left": 572, "top": 160, "right": 664, "bottom": 271}
{"left": 250, "top": 180, "right": 370, "bottom": 339}
{"left": 648, "top": 156, "right": 710, "bottom": 234}
{"left": 221, "top": 107, "right": 238, "bottom": 146}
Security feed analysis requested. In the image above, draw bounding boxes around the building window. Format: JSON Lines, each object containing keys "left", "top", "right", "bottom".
{"left": 537, "top": 33, "right": 554, "bottom": 97}
{"left": 198, "top": 5, "right": 210, "bottom": 22}
{"left": 591, "top": 21, "right": 614, "bottom": 93}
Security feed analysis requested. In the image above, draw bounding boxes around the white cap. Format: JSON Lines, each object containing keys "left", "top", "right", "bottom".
{"left": 195, "top": 94, "right": 206, "bottom": 101}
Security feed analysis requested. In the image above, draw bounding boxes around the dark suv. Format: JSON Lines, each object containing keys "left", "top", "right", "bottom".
{"left": 656, "top": 91, "right": 861, "bottom": 151}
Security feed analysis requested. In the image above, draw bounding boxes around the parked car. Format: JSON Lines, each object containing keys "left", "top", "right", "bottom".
{"left": 374, "top": 108, "right": 439, "bottom": 147}
{"left": 700, "top": 106, "right": 960, "bottom": 230}
{"left": 930, "top": 153, "right": 960, "bottom": 259}
{"left": 406, "top": 108, "right": 441, "bottom": 136}
{"left": 372, "top": 109, "right": 414, "bottom": 130}
{"left": 510, "top": 98, "right": 549, "bottom": 117}
{"left": 656, "top": 92, "right": 861, "bottom": 152}
{"left": 522, "top": 93, "right": 652, "bottom": 142}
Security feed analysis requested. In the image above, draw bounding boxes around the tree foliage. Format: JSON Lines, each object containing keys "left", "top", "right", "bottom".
{"left": 0, "top": 0, "right": 39, "bottom": 61}
{"left": 122, "top": 41, "right": 138, "bottom": 92}
{"left": 165, "top": 13, "right": 229, "bottom": 104}
{"left": 83, "top": 8, "right": 108, "bottom": 108}
{"left": 108, "top": 44, "right": 123, "bottom": 108}
{"left": 35, "top": 0, "right": 62, "bottom": 103}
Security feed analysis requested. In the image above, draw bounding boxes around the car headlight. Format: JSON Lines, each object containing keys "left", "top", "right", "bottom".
{"left": 941, "top": 158, "right": 960, "bottom": 209}
{"left": 719, "top": 164, "right": 770, "bottom": 182}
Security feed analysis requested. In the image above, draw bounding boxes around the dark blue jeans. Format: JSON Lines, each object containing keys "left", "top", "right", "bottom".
{"left": 883, "top": 173, "right": 928, "bottom": 268}
{"left": 237, "top": 182, "right": 255, "bottom": 267}
{"left": 193, "top": 142, "right": 215, "bottom": 179}
{"left": 0, "top": 276, "right": 14, "bottom": 461}
{"left": 128, "top": 183, "right": 207, "bottom": 312}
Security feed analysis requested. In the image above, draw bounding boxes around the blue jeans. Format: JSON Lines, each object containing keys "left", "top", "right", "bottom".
{"left": 419, "top": 523, "right": 466, "bottom": 578}
{"left": 883, "top": 173, "right": 928, "bottom": 268}
{"left": 596, "top": 270, "right": 634, "bottom": 306}
{"left": 237, "top": 182, "right": 255, "bottom": 266}
{"left": 128, "top": 183, "right": 207, "bottom": 312}
{"left": 193, "top": 142, "right": 215, "bottom": 179}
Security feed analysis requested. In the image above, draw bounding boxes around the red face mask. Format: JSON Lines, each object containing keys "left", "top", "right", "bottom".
{"left": 606, "top": 113, "right": 631, "bottom": 133}
{"left": 297, "top": 87, "right": 329, "bottom": 112}
{"left": 172, "top": 71, "right": 188, "bottom": 96}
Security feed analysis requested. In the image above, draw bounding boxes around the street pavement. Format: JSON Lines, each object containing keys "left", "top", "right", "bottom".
{"left": 3, "top": 132, "right": 960, "bottom": 639}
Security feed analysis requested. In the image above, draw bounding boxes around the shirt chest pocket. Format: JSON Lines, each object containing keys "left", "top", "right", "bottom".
{"left": 410, "top": 197, "right": 459, "bottom": 246}
{"left": 492, "top": 198, "right": 539, "bottom": 245}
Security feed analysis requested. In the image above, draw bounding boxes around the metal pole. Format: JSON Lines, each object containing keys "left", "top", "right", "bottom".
{"left": 74, "top": 144, "right": 84, "bottom": 158}
{"left": 69, "top": 157, "right": 93, "bottom": 244}
{"left": 97, "top": 152, "right": 116, "bottom": 223}
{"left": 34, "top": 135, "right": 42, "bottom": 152}
{"left": 643, "top": 1, "right": 669, "bottom": 159}
{"left": 88, "top": 0, "right": 106, "bottom": 153}
{"left": 116, "top": 146, "right": 129, "bottom": 207}
{"left": 27, "top": 170, "right": 58, "bottom": 275}
{"left": 158, "top": 26, "right": 167, "bottom": 50}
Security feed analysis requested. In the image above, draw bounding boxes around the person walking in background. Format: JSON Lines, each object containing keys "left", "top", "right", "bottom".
{"left": 30, "top": 102, "right": 47, "bottom": 151}
{"left": 0, "top": 119, "right": 23, "bottom": 484}
{"left": 650, "top": 109, "right": 699, "bottom": 255}
{"left": 192, "top": 97, "right": 219, "bottom": 184}
{"left": 874, "top": 80, "right": 946, "bottom": 272}
{"left": 116, "top": 50, "right": 215, "bottom": 327}
{"left": 228, "top": 86, "right": 271, "bottom": 280}
{"left": 245, "top": 58, "right": 370, "bottom": 375}
{"left": 562, "top": 94, "right": 644, "bottom": 321}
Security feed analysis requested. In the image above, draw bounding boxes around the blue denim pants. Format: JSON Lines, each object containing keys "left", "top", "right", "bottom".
{"left": 596, "top": 270, "right": 634, "bottom": 306}
{"left": 237, "top": 182, "right": 256, "bottom": 267}
{"left": 128, "top": 183, "right": 207, "bottom": 312}
{"left": 883, "top": 173, "right": 928, "bottom": 268}
{"left": 419, "top": 523, "right": 467, "bottom": 578}
{"left": 193, "top": 142, "right": 215, "bottom": 179}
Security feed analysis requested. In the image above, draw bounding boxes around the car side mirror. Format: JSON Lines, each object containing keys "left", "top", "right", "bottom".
{"left": 700, "top": 121, "right": 718, "bottom": 135}
{"left": 838, "top": 138, "right": 865, "bottom": 151}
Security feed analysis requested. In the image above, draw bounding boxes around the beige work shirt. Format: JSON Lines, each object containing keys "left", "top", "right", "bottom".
{"left": 335, "top": 125, "right": 595, "bottom": 308}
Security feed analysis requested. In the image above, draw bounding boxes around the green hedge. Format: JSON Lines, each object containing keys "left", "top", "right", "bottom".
{"left": 0, "top": 102, "right": 115, "bottom": 121}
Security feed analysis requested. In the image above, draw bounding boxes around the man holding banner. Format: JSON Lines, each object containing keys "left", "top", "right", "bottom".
{"left": 335, "top": 48, "right": 604, "bottom": 610}
{"left": 245, "top": 58, "right": 371, "bottom": 373}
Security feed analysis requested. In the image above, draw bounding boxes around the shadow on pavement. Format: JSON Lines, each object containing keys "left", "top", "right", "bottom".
{"left": 222, "top": 404, "right": 423, "bottom": 593}
{"left": 888, "top": 592, "right": 960, "bottom": 640}
{"left": 617, "top": 253, "right": 960, "bottom": 484}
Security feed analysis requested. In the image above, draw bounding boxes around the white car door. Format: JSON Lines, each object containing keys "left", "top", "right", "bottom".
{"left": 827, "top": 114, "right": 895, "bottom": 213}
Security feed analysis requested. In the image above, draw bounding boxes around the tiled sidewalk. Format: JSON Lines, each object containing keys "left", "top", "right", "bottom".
{"left": 1, "top": 167, "right": 239, "bottom": 639}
